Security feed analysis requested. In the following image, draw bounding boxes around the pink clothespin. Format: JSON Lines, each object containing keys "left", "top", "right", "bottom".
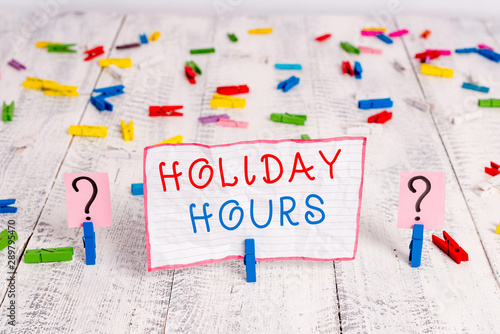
{"left": 478, "top": 44, "right": 493, "bottom": 51}
{"left": 388, "top": 29, "right": 409, "bottom": 37}
{"left": 361, "top": 30, "right": 383, "bottom": 36}
{"left": 217, "top": 119, "right": 249, "bottom": 128}
{"left": 359, "top": 46, "right": 382, "bottom": 54}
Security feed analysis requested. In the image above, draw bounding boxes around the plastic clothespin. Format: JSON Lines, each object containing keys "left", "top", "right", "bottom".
{"left": 83, "top": 46, "right": 104, "bottom": 61}
{"left": 315, "top": 33, "right": 331, "bottom": 41}
{"left": 358, "top": 98, "right": 393, "bottom": 109}
{"left": 484, "top": 161, "right": 500, "bottom": 177}
{"left": 409, "top": 224, "right": 424, "bottom": 268}
{"left": 342, "top": 61, "right": 354, "bottom": 76}
{"left": 275, "top": 64, "right": 302, "bottom": 70}
{"left": 277, "top": 76, "right": 300, "bottom": 92}
{"left": 376, "top": 34, "right": 393, "bottom": 44}
{"left": 363, "top": 27, "right": 386, "bottom": 32}
{"left": 140, "top": 34, "right": 148, "bottom": 44}
{"left": 190, "top": 48, "right": 215, "bottom": 54}
{"left": 476, "top": 172, "right": 500, "bottom": 196}
{"left": 3, "top": 101, "right": 14, "bottom": 122}
{"left": 244, "top": 239, "right": 256, "bottom": 282}
{"left": 82, "top": 222, "right": 96, "bottom": 265}
{"left": 427, "top": 49, "right": 451, "bottom": 56}
{"left": 462, "top": 82, "right": 489, "bottom": 93}
{"left": 0, "top": 199, "right": 17, "bottom": 214}
{"left": 367, "top": 110, "right": 392, "bottom": 124}
{"left": 131, "top": 183, "right": 144, "bottom": 196}
{"left": 455, "top": 47, "right": 478, "bottom": 54}
{"left": 7, "top": 59, "right": 26, "bottom": 70}
{"left": 216, "top": 85, "right": 249, "bottom": 95}
{"left": 185, "top": 66, "right": 196, "bottom": 84}
{"left": 155, "top": 135, "right": 183, "bottom": 145}
{"left": 301, "top": 134, "right": 311, "bottom": 140}
{"left": 94, "top": 85, "right": 125, "bottom": 98}
{"left": 149, "top": 106, "right": 184, "bottom": 117}
{"left": 105, "top": 64, "right": 126, "bottom": 81}
{"left": 217, "top": 118, "right": 249, "bottom": 128}
{"left": 432, "top": 231, "right": 468, "bottom": 264}
{"left": 68, "top": 125, "right": 108, "bottom": 138}
{"left": 476, "top": 48, "right": 500, "bottom": 63}
{"left": 35, "top": 41, "right": 60, "bottom": 48}
{"left": 210, "top": 94, "right": 246, "bottom": 108}
{"left": 415, "top": 50, "right": 441, "bottom": 61}
{"left": 121, "top": 119, "right": 134, "bottom": 141}
{"left": 361, "top": 30, "right": 383, "bottom": 36}
{"left": 25, "top": 247, "right": 74, "bottom": 263}
{"left": 0, "top": 229, "right": 18, "bottom": 250}
{"left": 199, "top": 114, "right": 229, "bottom": 124}
{"left": 478, "top": 99, "right": 500, "bottom": 108}
{"left": 47, "top": 43, "right": 76, "bottom": 53}
{"left": 420, "top": 63, "right": 453, "bottom": 78}
{"left": 228, "top": 33, "right": 238, "bottom": 42}
{"left": 149, "top": 31, "right": 161, "bottom": 41}
{"left": 270, "top": 113, "right": 307, "bottom": 125}
{"left": 359, "top": 46, "right": 382, "bottom": 54}
{"left": 248, "top": 28, "right": 272, "bottom": 34}
{"left": 186, "top": 61, "right": 202, "bottom": 75}
{"left": 496, "top": 223, "right": 500, "bottom": 234}
{"left": 116, "top": 43, "right": 141, "bottom": 50}
{"left": 388, "top": 29, "right": 409, "bottom": 37}
{"left": 99, "top": 58, "right": 132, "bottom": 68}
{"left": 420, "top": 30, "right": 431, "bottom": 39}
{"left": 340, "top": 42, "right": 360, "bottom": 54}
{"left": 91, "top": 96, "right": 113, "bottom": 111}
{"left": 478, "top": 44, "right": 493, "bottom": 50}
{"left": 354, "top": 61, "right": 362, "bottom": 79}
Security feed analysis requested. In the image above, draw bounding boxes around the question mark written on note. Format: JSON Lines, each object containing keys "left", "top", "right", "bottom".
{"left": 64, "top": 173, "right": 113, "bottom": 228}
{"left": 397, "top": 171, "right": 446, "bottom": 229}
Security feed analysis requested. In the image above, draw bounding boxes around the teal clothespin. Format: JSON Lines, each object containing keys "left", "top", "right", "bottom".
{"left": 47, "top": 43, "right": 77, "bottom": 53}
{"left": 185, "top": 61, "right": 202, "bottom": 75}
{"left": 270, "top": 113, "right": 307, "bottom": 125}
{"left": 228, "top": 33, "right": 238, "bottom": 42}
{"left": 24, "top": 247, "right": 74, "bottom": 263}
{"left": 2, "top": 101, "right": 14, "bottom": 122}
{"left": 0, "top": 229, "right": 18, "bottom": 251}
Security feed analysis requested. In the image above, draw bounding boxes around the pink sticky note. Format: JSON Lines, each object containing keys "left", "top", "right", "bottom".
{"left": 397, "top": 171, "right": 445, "bottom": 229}
{"left": 64, "top": 173, "right": 112, "bottom": 228}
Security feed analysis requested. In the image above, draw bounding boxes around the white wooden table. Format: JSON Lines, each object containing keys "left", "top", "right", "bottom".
{"left": 0, "top": 11, "right": 500, "bottom": 333}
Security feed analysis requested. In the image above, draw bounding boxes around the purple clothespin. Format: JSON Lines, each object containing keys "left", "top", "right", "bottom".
{"left": 199, "top": 114, "right": 229, "bottom": 124}
{"left": 7, "top": 59, "right": 26, "bottom": 70}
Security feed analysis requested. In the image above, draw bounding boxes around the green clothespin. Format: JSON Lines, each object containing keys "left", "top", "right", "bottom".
{"left": 190, "top": 48, "right": 215, "bottom": 54}
{"left": 0, "top": 229, "right": 18, "bottom": 250}
{"left": 47, "top": 43, "right": 77, "bottom": 53}
{"left": 25, "top": 247, "right": 74, "bottom": 263}
{"left": 2, "top": 101, "right": 14, "bottom": 122}
{"left": 301, "top": 134, "right": 311, "bottom": 140}
{"left": 186, "top": 61, "right": 202, "bottom": 75}
{"left": 340, "top": 42, "right": 360, "bottom": 54}
{"left": 478, "top": 99, "right": 500, "bottom": 107}
{"left": 228, "top": 33, "right": 238, "bottom": 42}
{"left": 270, "top": 113, "right": 307, "bottom": 125}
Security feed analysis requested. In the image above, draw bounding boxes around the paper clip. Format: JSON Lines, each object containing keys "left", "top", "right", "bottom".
{"left": 270, "top": 113, "right": 307, "bottom": 125}
{"left": 361, "top": 30, "right": 383, "bottom": 36}
{"left": 244, "top": 239, "right": 256, "bottom": 282}
{"left": 149, "top": 105, "right": 184, "bottom": 116}
{"left": 199, "top": 114, "right": 229, "bottom": 124}
{"left": 131, "top": 183, "right": 144, "bottom": 196}
{"left": 409, "top": 224, "right": 424, "bottom": 268}
{"left": 388, "top": 29, "right": 408, "bottom": 37}
{"left": 354, "top": 61, "right": 362, "bottom": 79}
{"left": 186, "top": 61, "right": 202, "bottom": 75}
{"left": 47, "top": 43, "right": 76, "bottom": 53}
{"left": 462, "top": 82, "right": 489, "bottom": 93}
{"left": 248, "top": 28, "right": 272, "bottom": 34}
{"left": 82, "top": 222, "right": 96, "bottom": 265}
{"left": 484, "top": 161, "right": 500, "bottom": 177}
{"left": 275, "top": 64, "right": 302, "bottom": 70}
{"left": 190, "top": 48, "right": 215, "bottom": 54}
{"left": 0, "top": 199, "right": 17, "bottom": 214}
{"left": 432, "top": 231, "right": 468, "bottom": 264}
{"left": 84, "top": 46, "right": 104, "bottom": 61}
{"left": 210, "top": 94, "right": 246, "bottom": 108}
{"left": 359, "top": 46, "right": 382, "bottom": 54}
{"left": 315, "top": 33, "right": 331, "bottom": 41}
{"left": 3, "top": 101, "right": 14, "bottom": 122}
{"left": 216, "top": 85, "right": 249, "bottom": 95}
{"left": 277, "top": 76, "right": 300, "bottom": 92}
{"left": 420, "top": 30, "right": 431, "bottom": 39}
{"left": 228, "top": 33, "right": 238, "bottom": 42}
{"left": 217, "top": 118, "right": 249, "bottom": 128}
{"left": 68, "top": 125, "right": 108, "bottom": 138}
{"left": 342, "top": 61, "right": 354, "bottom": 76}
{"left": 367, "top": 110, "right": 392, "bottom": 124}
{"left": 420, "top": 63, "right": 453, "bottom": 78}
{"left": 0, "top": 229, "right": 18, "bottom": 250}
{"left": 149, "top": 31, "right": 161, "bottom": 41}
{"left": 185, "top": 66, "right": 196, "bottom": 84}
{"left": 35, "top": 41, "right": 60, "bottom": 48}
{"left": 121, "top": 119, "right": 134, "bottom": 141}
{"left": 376, "top": 34, "right": 393, "bottom": 44}
{"left": 478, "top": 99, "right": 500, "bottom": 107}
{"left": 8, "top": 59, "right": 26, "bottom": 70}
{"left": 340, "top": 42, "right": 360, "bottom": 54}
{"left": 116, "top": 43, "right": 141, "bottom": 50}
{"left": 25, "top": 247, "right": 74, "bottom": 263}
{"left": 358, "top": 98, "right": 393, "bottom": 109}
{"left": 140, "top": 34, "right": 148, "bottom": 44}
{"left": 156, "top": 135, "right": 183, "bottom": 145}
{"left": 99, "top": 58, "right": 132, "bottom": 68}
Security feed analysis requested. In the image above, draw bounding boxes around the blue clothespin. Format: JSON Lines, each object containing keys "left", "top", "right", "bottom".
{"left": 82, "top": 222, "right": 96, "bottom": 265}
{"left": 140, "top": 34, "right": 148, "bottom": 44}
{"left": 455, "top": 47, "right": 478, "bottom": 54}
{"left": 131, "top": 183, "right": 144, "bottom": 196}
{"left": 354, "top": 61, "right": 362, "bottom": 80}
{"left": 0, "top": 199, "right": 17, "bottom": 214}
{"left": 90, "top": 95, "right": 113, "bottom": 111}
{"left": 476, "top": 48, "right": 500, "bottom": 63}
{"left": 244, "top": 239, "right": 256, "bottom": 283}
{"left": 358, "top": 98, "right": 393, "bottom": 109}
{"left": 409, "top": 224, "right": 424, "bottom": 268}
{"left": 376, "top": 34, "right": 393, "bottom": 44}
{"left": 93, "top": 85, "right": 125, "bottom": 98}
{"left": 277, "top": 76, "right": 300, "bottom": 92}
{"left": 462, "top": 82, "right": 489, "bottom": 93}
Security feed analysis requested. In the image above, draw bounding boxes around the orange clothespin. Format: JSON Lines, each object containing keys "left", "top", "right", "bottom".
{"left": 149, "top": 106, "right": 184, "bottom": 117}
{"left": 432, "top": 231, "right": 469, "bottom": 264}
{"left": 420, "top": 30, "right": 431, "bottom": 39}
{"left": 485, "top": 161, "right": 500, "bottom": 176}
{"left": 84, "top": 46, "right": 104, "bottom": 61}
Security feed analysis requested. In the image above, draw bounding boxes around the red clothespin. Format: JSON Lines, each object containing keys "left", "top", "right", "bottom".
{"left": 415, "top": 50, "right": 441, "bottom": 61}
{"left": 485, "top": 161, "right": 500, "bottom": 176}
{"left": 149, "top": 106, "right": 184, "bottom": 117}
{"left": 84, "top": 46, "right": 104, "bottom": 61}
{"left": 315, "top": 33, "right": 331, "bottom": 41}
{"left": 432, "top": 231, "right": 469, "bottom": 264}
{"left": 342, "top": 61, "right": 353, "bottom": 76}
{"left": 185, "top": 66, "right": 196, "bottom": 84}
{"left": 216, "top": 85, "right": 249, "bottom": 95}
{"left": 367, "top": 111, "right": 392, "bottom": 124}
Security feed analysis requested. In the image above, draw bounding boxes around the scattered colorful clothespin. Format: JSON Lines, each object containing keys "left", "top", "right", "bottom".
{"left": 462, "top": 82, "right": 489, "bottom": 93}
{"left": 409, "top": 224, "right": 424, "bottom": 268}
{"left": 484, "top": 161, "right": 500, "bottom": 177}
{"left": 0, "top": 229, "right": 18, "bottom": 250}
{"left": 270, "top": 113, "right": 306, "bottom": 125}
{"left": 47, "top": 43, "right": 76, "bottom": 53}
{"left": 82, "top": 222, "right": 96, "bottom": 265}
{"left": 354, "top": 61, "right": 362, "bottom": 79}
{"left": 131, "top": 183, "right": 144, "bottom": 196}
{"left": 342, "top": 61, "right": 354, "bottom": 76}
{"left": 415, "top": 50, "right": 441, "bottom": 61}
{"left": 25, "top": 247, "right": 74, "bottom": 263}
{"left": 367, "top": 110, "right": 392, "bottom": 124}
{"left": 420, "top": 63, "right": 453, "bottom": 78}
{"left": 90, "top": 96, "right": 112, "bottom": 111}
{"left": 244, "top": 239, "right": 256, "bottom": 282}
{"left": 248, "top": 28, "right": 272, "bottom": 34}
{"left": 358, "top": 98, "right": 393, "bottom": 109}
{"left": 156, "top": 135, "right": 183, "bottom": 145}
{"left": 210, "top": 94, "right": 246, "bottom": 108}
{"left": 3, "top": 101, "right": 14, "bottom": 122}
{"left": 116, "top": 43, "right": 141, "bottom": 50}
{"left": 301, "top": 134, "right": 311, "bottom": 140}
{"left": 228, "top": 33, "right": 238, "bottom": 42}
{"left": 376, "top": 34, "right": 393, "bottom": 44}
{"left": 121, "top": 119, "right": 134, "bottom": 141}
{"left": 478, "top": 99, "right": 500, "bottom": 107}
{"left": 149, "top": 105, "right": 184, "bottom": 116}
{"left": 186, "top": 61, "right": 202, "bottom": 75}
{"left": 217, "top": 118, "right": 249, "bottom": 128}
{"left": 84, "top": 46, "right": 104, "bottom": 61}
{"left": 199, "top": 114, "right": 229, "bottom": 124}
{"left": 388, "top": 29, "right": 408, "bottom": 37}
{"left": 315, "top": 33, "right": 331, "bottom": 41}
{"left": 138, "top": 56, "right": 165, "bottom": 69}
{"left": 340, "top": 42, "right": 360, "bottom": 54}
{"left": 22, "top": 77, "right": 78, "bottom": 96}
{"left": 275, "top": 64, "right": 302, "bottom": 70}
{"left": 363, "top": 27, "right": 386, "bottom": 32}
{"left": 476, "top": 48, "right": 500, "bottom": 63}
{"left": 432, "top": 231, "right": 468, "bottom": 264}
{"left": 35, "top": 41, "right": 60, "bottom": 48}
{"left": 277, "top": 76, "right": 300, "bottom": 92}
{"left": 216, "top": 85, "right": 249, "bottom": 95}
{"left": 496, "top": 223, "right": 500, "bottom": 234}
{"left": 94, "top": 85, "right": 124, "bottom": 97}
{"left": 359, "top": 46, "right": 382, "bottom": 54}
{"left": 420, "top": 30, "right": 431, "bottom": 39}
{"left": 99, "top": 58, "right": 132, "bottom": 68}
{"left": 361, "top": 30, "right": 383, "bottom": 36}
{"left": 451, "top": 110, "right": 482, "bottom": 125}
{"left": 455, "top": 47, "right": 478, "bottom": 54}
{"left": 185, "top": 65, "right": 196, "bottom": 84}
{"left": 190, "top": 48, "right": 215, "bottom": 54}
{"left": 8, "top": 59, "right": 26, "bottom": 70}
{"left": 68, "top": 125, "right": 108, "bottom": 138}
{"left": 140, "top": 34, "right": 148, "bottom": 44}
{"left": 0, "top": 199, "right": 17, "bottom": 214}
{"left": 91, "top": 85, "right": 124, "bottom": 111}
{"left": 149, "top": 31, "right": 161, "bottom": 41}
{"left": 427, "top": 49, "right": 451, "bottom": 56}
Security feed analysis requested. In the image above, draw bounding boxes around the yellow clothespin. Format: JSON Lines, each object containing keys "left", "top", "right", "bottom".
{"left": 362, "top": 27, "right": 386, "bottom": 31}
{"left": 420, "top": 63, "right": 453, "bottom": 78}
{"left": 248, "top": 28, "right": 273, "bottom": 34}
{"left": 121, "top": 120, "right": 134, "bottom": 141}
{"left": 68, "top": 125, "right": 108, "bottom": 138}
{"left": 156, "top": 135, "right": 183, "bottom": 145}
{"left": 99, "top": 58, "right": 132, "bottom": 68}
{"left": 44, "top": 84, "right": 79, "bottom": 96}
{"left": 209, "top": 94, "right": 246, "bottom": 108}
{"left": 36, "top": 41, "right": 60, "bottom": 48}
{"left": 22, "top": 77, "right": 79, "bottom": 96}
{"left": 22, "top": 77, "right": 57, "bottom": 90}
{"left": 149, "top": 32, "right": 161, "bottom": 41}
